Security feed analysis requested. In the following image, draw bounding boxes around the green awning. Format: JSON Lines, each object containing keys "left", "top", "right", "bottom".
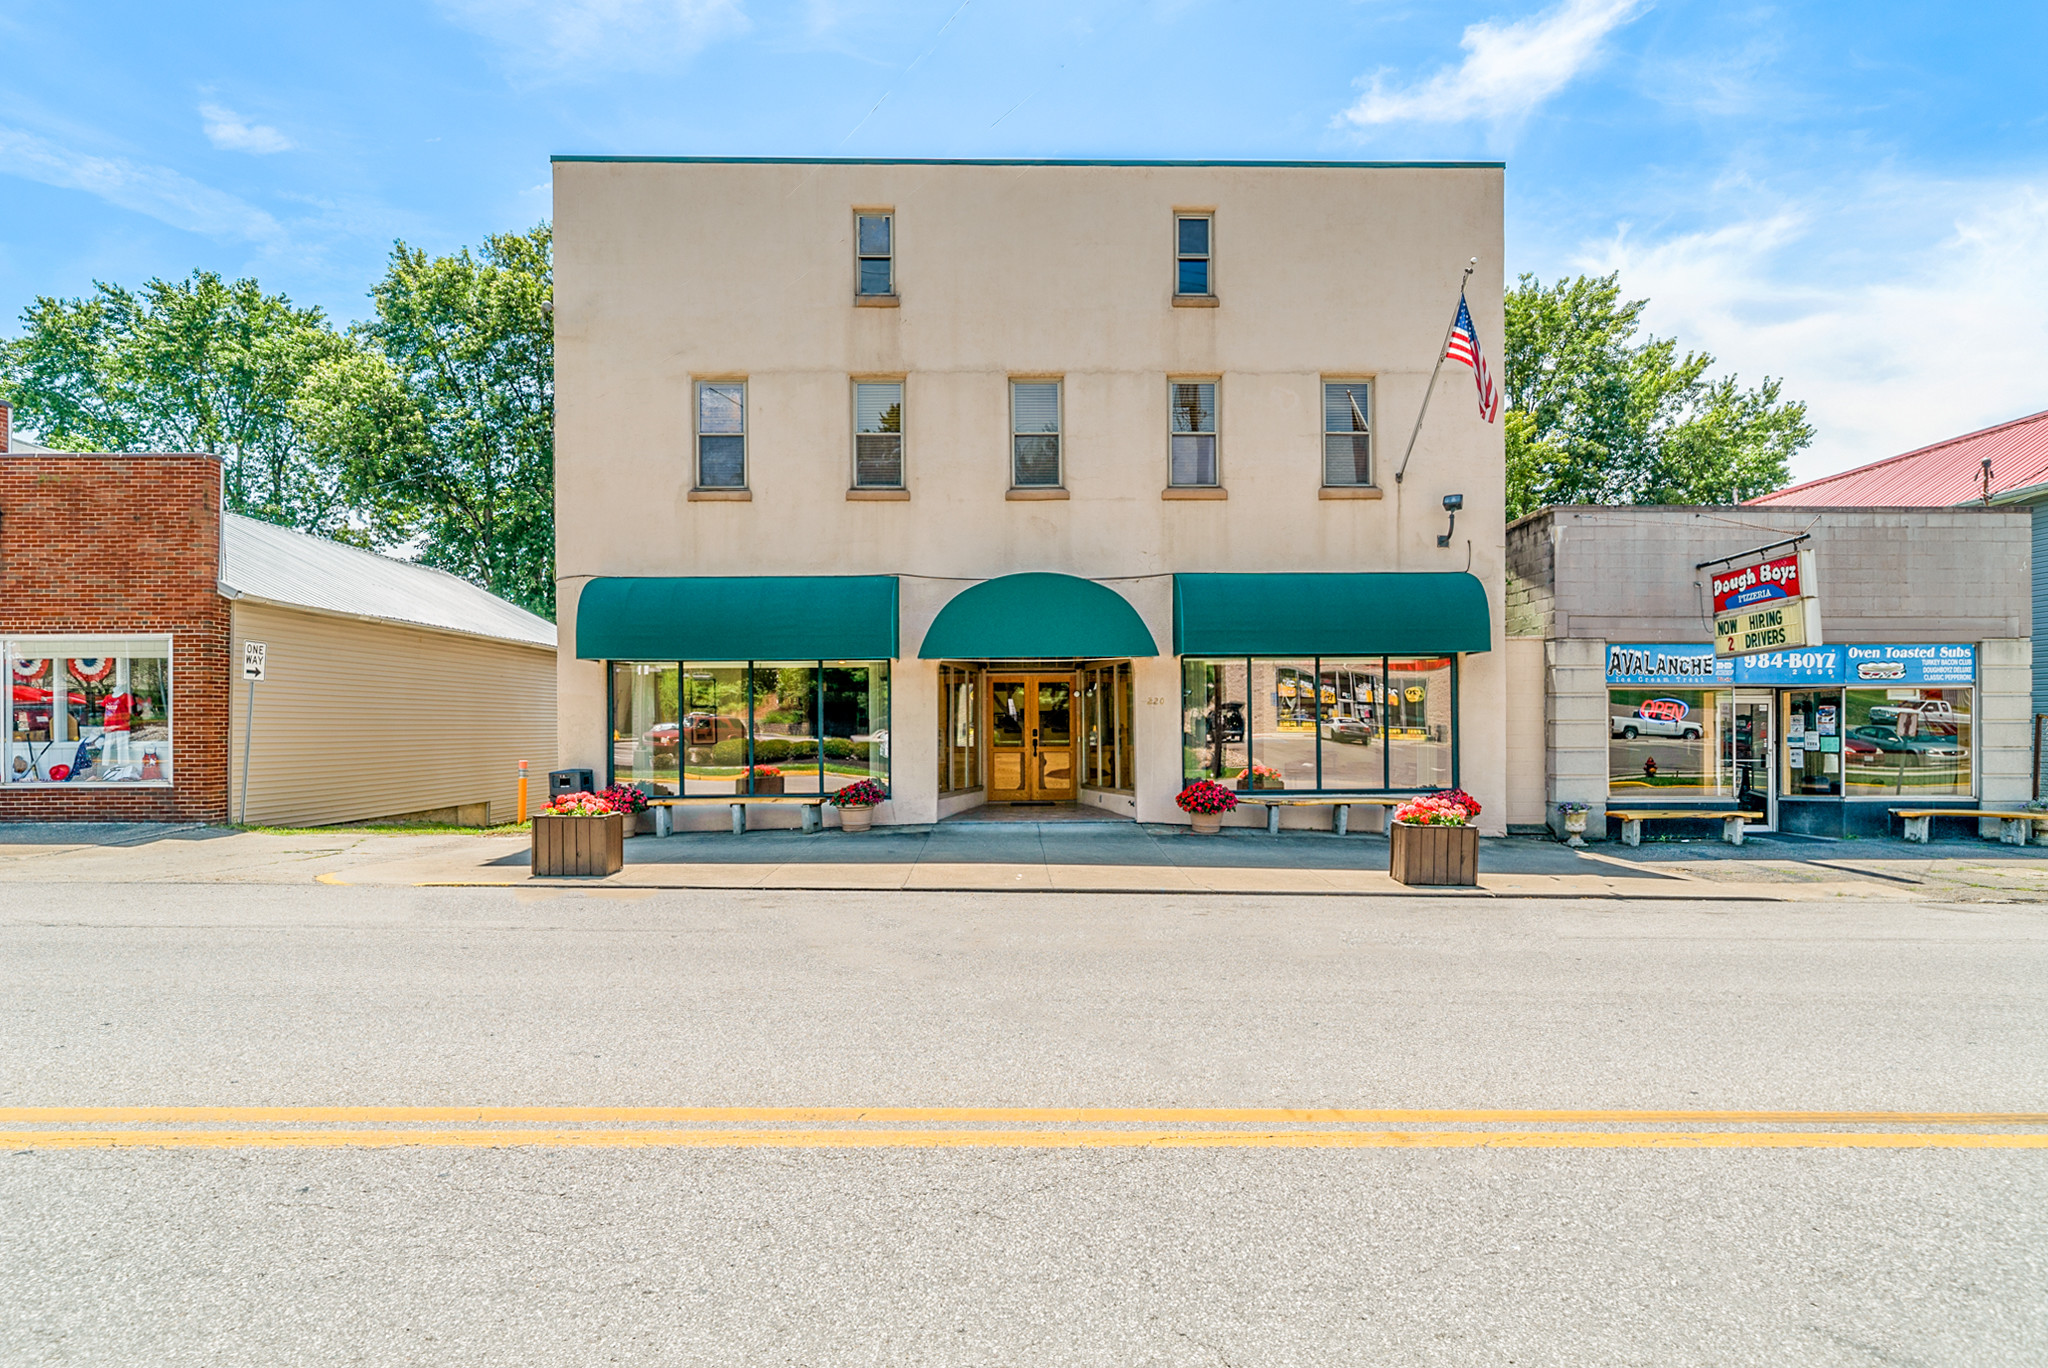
{"left": 1173, "top": 573, "right": 1491, "bottom": 656}
{"left": 919, "top": 573, "right": 1158, "bottom": 659}
{"left": 575, "top": 576, "right": 899, "bottom": 661}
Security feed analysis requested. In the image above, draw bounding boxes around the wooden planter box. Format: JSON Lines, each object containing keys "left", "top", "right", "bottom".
{"left": 1235, "top": 775, "right": 1284, "bottom": 792}
{"left": 738, "top": 775, "right": 785, "bottom": 795}
{"left": 1389, "top": 821, "right": 1478, "bottom": 886}
{"left": 532, "top": 812, "right": 625, "bottom": 877}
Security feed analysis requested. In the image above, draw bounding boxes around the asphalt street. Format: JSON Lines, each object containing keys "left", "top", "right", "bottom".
{"left": 4, "top": 881, "right": 2046, "bottom": 1365}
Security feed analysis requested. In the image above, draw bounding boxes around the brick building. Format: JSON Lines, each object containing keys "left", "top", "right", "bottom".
{"left": 2, "top": 406, "right": 558, "bottom": 827}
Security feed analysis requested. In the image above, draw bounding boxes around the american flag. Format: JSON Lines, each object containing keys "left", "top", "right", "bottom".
{"left": 1444, "top": 294, "right": 1500, "bottom": 423}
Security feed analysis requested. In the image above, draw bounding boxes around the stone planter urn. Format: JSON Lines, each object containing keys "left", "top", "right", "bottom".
{"left": 531, "top": 812, "right": 625, "bottom": 877}
{"left": 2031, "top": 813, "right": 2048, "bottom": 841}
{"left": 1190, "top": 812, "right": 1223, "bottom": 835}
{"left": 1389, "top": 821, "right": 1479, "bottom": 887}
{"left": 836, "top": 806, "right": 875, "bottom": 833}
{"left": 1561, "top": 810, "right": 1589, "bottom": 848}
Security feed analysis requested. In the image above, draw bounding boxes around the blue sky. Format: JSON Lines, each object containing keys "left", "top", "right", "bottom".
{"left": 3, "top": 0, "right": 2043, "bottom": 480}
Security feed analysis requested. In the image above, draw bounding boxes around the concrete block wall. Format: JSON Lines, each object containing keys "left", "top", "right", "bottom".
{"left": 1978, "top": 637, "right": 2033, "bottom": 830}
{"left": 1546, "top": 637, "right": 1608, "bottom": 838}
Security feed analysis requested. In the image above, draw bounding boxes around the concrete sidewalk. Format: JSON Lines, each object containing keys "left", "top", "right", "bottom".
{"left": 3, "top": 820, "right": 2046, "bottom": 901}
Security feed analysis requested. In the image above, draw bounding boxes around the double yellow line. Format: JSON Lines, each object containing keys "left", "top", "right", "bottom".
{"left": 5, "top": 1106, "right": 2046, "bottom": 1150}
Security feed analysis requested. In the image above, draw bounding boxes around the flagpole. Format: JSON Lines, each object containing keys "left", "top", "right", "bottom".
{"left": 1394, "top": 258, "right": 1477, "bottom": 485}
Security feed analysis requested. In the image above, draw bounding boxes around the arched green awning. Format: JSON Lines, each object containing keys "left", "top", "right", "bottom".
{"left": 919, "top": 573, "right": 1158, "bottom": 659}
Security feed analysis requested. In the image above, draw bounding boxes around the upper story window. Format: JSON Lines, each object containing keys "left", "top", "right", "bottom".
{"left": 856, "top": 213, "right": 894, "bottom": 297}
{"left": 696, "top": 381, "right": 746, "bottom": 489}
{"left": 1323, "top": 381, "right": 1372, "bottom": 487}
{"left": 1170, "top": 380, "right": 1218, "bottom": 487}
{"left": 1175, "top": 214, "right": 1212, "bottom": 297}
{"left": 854, "top": 380, "right": 904, "bottom": 488}
{"left": 1010, "top": 380, "right": 1062, "bottom": 488}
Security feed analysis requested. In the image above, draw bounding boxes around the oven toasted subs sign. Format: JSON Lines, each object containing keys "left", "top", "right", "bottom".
{"left": 1711, "top": 549, "right": 1822, "bottom": 658}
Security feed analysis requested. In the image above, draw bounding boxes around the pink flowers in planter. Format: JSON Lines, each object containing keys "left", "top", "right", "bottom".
{"left": 540, "top": 791, "right": 614, "bottom": 817}
{"left": 1393, "top": 789, "right": 1482, "bottom": 827}
{"left": 597, "top": 784, "right": 650, "bottom": 814}
{"left": 1176, "top": 780, "right": 1240, "bottom": 815}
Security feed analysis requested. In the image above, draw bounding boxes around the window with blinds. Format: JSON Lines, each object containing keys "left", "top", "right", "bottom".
{"left": 696, "top": 381, "right": 746, "bottom": 489}
{"left": 1170, "top": 380, "right": 1218, "bottom": 487}
{"left": 1323, "top": 381, "right": 1372, "bottom": 487}
{"left": 853, "top": 380, "right": 904, "bottom": 488}
{"left": 1011, "top": 381, "right": 1062, "bottom": 488}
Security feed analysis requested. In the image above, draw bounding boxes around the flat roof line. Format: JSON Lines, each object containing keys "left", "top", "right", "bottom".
{"left": 551, "top": 155, "right": 1506, "bottom": 169}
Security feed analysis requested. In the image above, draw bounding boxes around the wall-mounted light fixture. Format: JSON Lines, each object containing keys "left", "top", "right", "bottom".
{"left": 1437, "top": 493, "right": 1464, "bottom": 547}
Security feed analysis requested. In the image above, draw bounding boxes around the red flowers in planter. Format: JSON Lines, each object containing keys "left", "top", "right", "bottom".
{"left": 1176, "top": 780, "right": 1240, "bottom": 815}
{"left": 597, "top": 784, "right": 650, "bottom": 814}
{"left": 828, "top": 779, "right": 887, "bottom": 808}
{"left": 1392, "top": 788, "right": 1482, "bottom": 826}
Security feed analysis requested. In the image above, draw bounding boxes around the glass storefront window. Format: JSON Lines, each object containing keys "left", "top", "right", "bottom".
{"left": 822, "top": 663, "right": 889, "bottom": 794}
{"left": 1080, "top": 663, "right": 1135, "bottom": 792}
{"left": 681, "top": 667, "right": 749, "bottom": 794}
{"left": 1180, "top": 655, "right": 1457, "bottom": 792}
{"left": 6, "top": 638, "right": 172, "bottom": 784}
{"left": 1182, "top": 658, "right": 1249, "bottom": 786}
{"left": 1607, "top": 688, "right": 1730, "bottom": 799}
{"left": 939, "top": 665, "right": 979, "bottom": 794}
{"left": 1842, "top": 687, "right": 1972, "bottom": 797}
{"left": 610, "top": 662, "right": 680, "bottom": 795}
{"left": 748, "top": 665, "right": 821, "bottom": 795}
{"left": 1781, "top": 690, "right": 1842, "bottom": 797}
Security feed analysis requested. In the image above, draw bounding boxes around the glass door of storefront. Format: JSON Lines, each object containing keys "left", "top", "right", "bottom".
{"left": 1731, "top": 691, "right": 1775, "bottom": 830}
{"left": 986, "top": 674, "right": 1076, "bottom": 803}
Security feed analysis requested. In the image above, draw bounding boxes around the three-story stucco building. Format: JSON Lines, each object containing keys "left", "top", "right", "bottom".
{"left": 553, "top": 157, "right": 1508, "bottom": 831}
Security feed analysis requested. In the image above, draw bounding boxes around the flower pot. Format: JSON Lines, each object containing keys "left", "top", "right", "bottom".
{"left": 1389, "top": 820, "right": 1478, "bottom": 887}
{"left": 837, "top": 805, "right": 874, "bottom": 833}
{"left": 1561, "top": 811, "right": 1588, "bottom": 848}
{"left": 1190, "top": 812, "right": 1222, "bottom": 835}
{"left": 740, "top": 775, "right": 785, "bottom": 795}
{"left": 531, "top": 811, "right": 625, "bottom": 877}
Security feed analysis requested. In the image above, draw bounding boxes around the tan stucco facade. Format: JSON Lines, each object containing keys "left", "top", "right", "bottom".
{"left": 228, "top": 601, "right": 556, "bottom": 827}
{"left": 553, "top": 158, "right": 1508, "bottom": 832}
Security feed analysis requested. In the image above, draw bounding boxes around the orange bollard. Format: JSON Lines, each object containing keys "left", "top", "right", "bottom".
{"left": 517, "top": 760, "right": 529, "bottom": 824}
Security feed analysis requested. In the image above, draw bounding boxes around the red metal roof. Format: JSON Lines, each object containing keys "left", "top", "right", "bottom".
{"left": 1746, "top": 408, "right": 2048, "bottom": 507}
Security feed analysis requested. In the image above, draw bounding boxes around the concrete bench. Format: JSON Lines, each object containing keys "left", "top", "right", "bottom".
{"left": 1613, "top": 809, "right": 1764, "bottom": 847}
{"left": 1234, "top": 794, "right": 1408, "bottom": 835}
{"left": 1892, "top": 808, "right": 2041, "bottom": 846}
{"left": 647, "top": 795, "right": 826, "bottom": 835}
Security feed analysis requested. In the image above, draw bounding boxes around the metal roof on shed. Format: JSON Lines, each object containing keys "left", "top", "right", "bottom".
{"left": 219, "top": 514, "right": 556, "bottom": 648}
{"left": 1747, "top": 408, "right": 2048, "bottom": 508}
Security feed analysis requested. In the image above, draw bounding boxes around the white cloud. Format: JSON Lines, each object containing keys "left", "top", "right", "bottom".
{"left": 438, "top": 0, "right": 750, "bottom": 75}
{"left": 199, "top": 104, "right": 294, "bottom": 155}
{"left": 0, "top": 125, "right": 282, "bottom": 242}
{"left": 1576, "top": 175, "right": 2048, "bottom": 481}
{"left": 1342, "top": 0, "right": 1644, "bottom": 127}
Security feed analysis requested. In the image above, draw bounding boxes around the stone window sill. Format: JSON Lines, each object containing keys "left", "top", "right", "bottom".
{"left": 1172, "top": 294, "right": 1219, "bottom": 308}
{"left": 1319, "top": 485, "right": 1384, "bottom": 500}
{"left": 847, "top": 488, "right": 911, "bottom": 501}
{"left": 1006, "top": 488, "right": 1070, "bottom": 501}
{"left": 854, "top": 294, "right": 900, "bottom": 308}
{"left": 1162, "top": 486, "right": 1227, "bottom": 500}
{"left": 688, "top": 488, "right": 751, "bottom": 502}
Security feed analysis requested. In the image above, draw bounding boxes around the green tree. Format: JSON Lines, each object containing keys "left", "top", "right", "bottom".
{"left": 0, "top": 272, "right": 362, "bottom": 535}
{"left": 1504, "top": 272, "right": 1811, "bottom": 518}
{"left": 299, "top": 225, "right": 554, "bottom": 616}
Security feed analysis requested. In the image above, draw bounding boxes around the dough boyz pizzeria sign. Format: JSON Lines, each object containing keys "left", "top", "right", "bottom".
{"left": 1710, "top": 549, "right": 1822, "bottom": 657}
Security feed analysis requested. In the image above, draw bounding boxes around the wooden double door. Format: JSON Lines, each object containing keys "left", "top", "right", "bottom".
{"left": 987, "top": 674, "right": 1074, "bottom": 802}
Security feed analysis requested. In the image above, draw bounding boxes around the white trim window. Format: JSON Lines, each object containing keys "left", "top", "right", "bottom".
{"left": 856, "top": 212, "right": 894, "bottom": 296}
{"left": 4, "top": 635, "right": 173, "bottom": 785}
{"left": 1322, "top": 380, "right": 1373, "bottom": 487}
{"left": 1010, "top": 380, "right": 1062, "bottom": 488}
{"left": 1170, "top": 379, "right": 1218, "bottom": 487}
{"left": 854, "top": 380, "right": 905, "bottom": 488}
{"left": 696, "top": 381, "right": 746, "bottom": 489}
{"left": 1176, "top": 214, "right": 1213, "bottom": 297}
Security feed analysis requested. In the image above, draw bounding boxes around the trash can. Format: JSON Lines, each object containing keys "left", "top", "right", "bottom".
{"left": 549, "top": 768, "right": 595, "bottom": 797}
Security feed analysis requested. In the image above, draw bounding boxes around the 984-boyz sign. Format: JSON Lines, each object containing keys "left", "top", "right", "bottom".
{"left": 1711, "top": 549, "right": 1822, "bottom": 657}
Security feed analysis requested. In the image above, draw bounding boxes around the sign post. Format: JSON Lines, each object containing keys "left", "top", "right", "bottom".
{"left": 239, "top": 642, "right": 266, "bottom": 826}
{"left": 1711, "top": 549, "right": 1822, "bottom": 659}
